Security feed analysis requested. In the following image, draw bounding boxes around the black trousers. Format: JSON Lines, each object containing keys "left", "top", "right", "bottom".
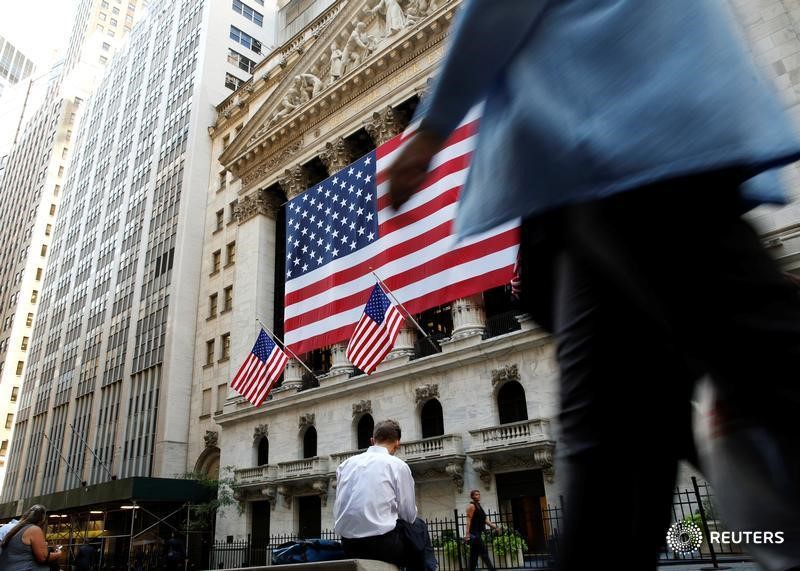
{"left": 519, "top": 175, "right": 800, "bottom": 571}
{"left": 342, "top": 519, "right": 436, "bottom": 571}
{"left": 468, "top": 534, "right": 495, "bottom": 571}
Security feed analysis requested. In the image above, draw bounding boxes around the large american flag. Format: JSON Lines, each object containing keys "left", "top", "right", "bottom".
{"left": 283, "top": 110, "right": 520, "bottom": 354}
{"left": 346, "top": 284, "right": 405, "bottom": 374}
{"left": 231, "top": 329, "right": 289, "bottom": 406}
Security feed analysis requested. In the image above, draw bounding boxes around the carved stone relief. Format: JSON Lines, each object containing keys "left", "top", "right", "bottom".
{"left": 364, "top": 106, "right": 406, "bottom": 145}
{"left": 204, "top": 430, "right": 218, "bottom": 448}
{"left": 241, "top": 139, "right": 304, "bottom": 188}
{"left": 234, "top": 189, "right": 283, "bottom": 224}
{"left": 352, "top": 400, "right": 372, "bottom": 417}
{"left": 415, "top": 383, "right": 439, "bottom": 404}
{"left": 299, "top": 413, "right": 316, "bottom": 429}
{"left": 319, "top": 137, "right": 354, "bottom": 174}
{"left": 279, "top": 165, "right": 310, "bottom": 200}
{"left": 491, "top": 364, "right": 520, "bottom": 389}
{"left": 253, "top": 424, "right": 269, "bottom": 442}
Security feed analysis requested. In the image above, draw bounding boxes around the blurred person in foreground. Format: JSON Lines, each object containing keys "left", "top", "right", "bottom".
{"left": 0, "top": 505, "right": 63, "bottom": 570}
{"left": 388, "top": 1, "right": 800, "bottom": 569}
{"left": 334, "top": 419, "right": 436, "bottom": 570}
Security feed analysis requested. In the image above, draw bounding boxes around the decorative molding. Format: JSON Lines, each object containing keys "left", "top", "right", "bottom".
{"left": 235, "top": 189, "right": 282, "bottom": 224}
{"left": 364, "top": 106, "right": 406, "bottom": 145}
{"left": 471, "top": 457, "right": 493, "bottom": 489}
{"left": 253, "top": 424, "right": 269, "bottom": 442}
{"left": 279, "top": 164, "right": 310, "bottom": 200}
{"left": 261, "top": 484, "right": 277, "bottom": 509}
{"left": 319, "top": 136, "right": 355, "bottom": 174}
{"left": 204, "top": 430, "right": 218, "bottom": 448}
{"left": 491, "top": 364, "right": 520, "bottom": 388}
{"left": 414, "top": 383, "right": 439, "bottom": 404}
{"left": 445, "top": 461, "right": 464, "bottom": 493}
{"left": 299, "top": 412, "right": 316, "bottom": 429}
{"left": 277, "top": 485, "right": 293, "bottom": 509}
{"left": 312, "top": 478, "right": 330, "bottom": 507}
{"left": 241, "top": 139, "right": 304, "bottom": 188}
{"left": 352, "top": 399, "right": 372, "bottom": 417}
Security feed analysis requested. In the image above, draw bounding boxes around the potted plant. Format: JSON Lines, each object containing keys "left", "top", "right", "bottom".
{"left": 488, "top": 529, "right": 528, "bottom": 568}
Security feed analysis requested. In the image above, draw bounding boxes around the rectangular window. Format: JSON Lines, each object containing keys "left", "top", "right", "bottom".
{"left": 36, "top": 267, "right": 43, "bottom": 280}
{"left": 229, "top": 26, "right": 262, "bottom": 53}
{"left": 223, "top": 286, "right": 233, "bottom": 312}
{"left": 99, "top": 11, "right": 107, "bottom": 20}
{"left": 30, "top": 290, "right": 38, "bottom": 303}
{"left": 228, "top": 49, "right": 257, "bottom": 74}
{"left": 211, "top": 251, "right": 221, "bottom": 274}
{"left": 220, "top": 333, "right": 231, "bottom": 360}
{"left": 10, "top": 387, "right": 18, "bottom": 402}
{"left": 110, "top": 18, "right": 117, "bottom": 26}
{"left": 5, "top": 414, "right": 12, "bottom": 429}
{"left": 215, "top": 210, "right": 224, "bottom": 232}
{"left": 102, "top": 42, "right": 111, "bottom": 51}
{"left": 54, "top": 184, "right": 60, "bottom": 196}
{"left": 209, "top": 293, "right": 218, "bottom": 318}
{"left": 21, "top": 337, "right": 28, "bottom": 351}
{"left": 40, "top": 244, "right": 47, "bottom": 256}
{"left": 229, "top": 200, "right": 238, "bottom": 224}
{"left": 101, "top": 0, "right": 109, "bottom": 7}
{"left": 61, "top": 147, "right": 68, "bottom": 159}
{"left": 45, "top": 224, "right": 52, "bottom": 236}
{"left": 0, "top": 440, "right": 7, "bottom": 456}
{"left": 26, "top": 313, "right": 33, "bottom": 327}
{"left": 49, "top": 203, "right": 56, "bottom": 215}
{"left": 226, "top": 242, "right": 236, "bottom": 266}
{"left": 225, "top": 72, "right": 243, "bottom": 91}
{"left": 202, "top": 388, "right": 212, "bottom": 416}
{"left": 216, "top": 383, "right": 227, "bottom": 413}
{"left": 222, "top": 135, "right": 230, "bottom": 148}
{"left": 232, "top": 0, "right": 263, "bottom": 26}
{"left": 206, "top": 340, "right": 215, "bottom": 365}
{"left": 15, "top": 361, "right": 23, "bottom": 375}
{"left": 219, "top": 171, "right": 227, "bottom": 190}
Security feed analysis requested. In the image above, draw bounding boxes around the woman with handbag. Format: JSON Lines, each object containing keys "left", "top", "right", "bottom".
{"left": 0, "top": 505, "right": 63, "bottom": 570}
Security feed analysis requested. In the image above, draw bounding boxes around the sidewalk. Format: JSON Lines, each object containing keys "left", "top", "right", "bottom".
{"left": 657, "top": 562, "right": 759, "bottom": 571}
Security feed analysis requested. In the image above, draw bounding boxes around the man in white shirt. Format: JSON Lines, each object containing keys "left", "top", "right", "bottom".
{"left": 333, "top": 419, "right": 434, "bottom": 569}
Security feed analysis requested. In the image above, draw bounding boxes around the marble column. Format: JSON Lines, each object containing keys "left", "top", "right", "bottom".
{"left": 450, "top": 295, "right": 486, "bottom": 340}
{"left": 319, "top": 136, "right": 358, "bottom": 377}
{"left": 228, "top": 188, "right": 283, "bottom": 406}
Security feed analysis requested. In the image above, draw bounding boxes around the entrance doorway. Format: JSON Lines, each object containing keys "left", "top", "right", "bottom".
{"left": 297, "top": 496, "right": 321, "bottom": 539}
{"left": 495, "top": 470, "right": 547, "bottom": 552}
{"left": 251, "top": 500, "right": 271, "bottom": 545}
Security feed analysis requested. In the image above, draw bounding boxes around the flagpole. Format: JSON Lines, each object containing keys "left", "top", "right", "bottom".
{"left": 370, "top": 270, "right": 441, "bottom": 353}
{"left": 255, "top": 318, "right": 320, "bottom": 381}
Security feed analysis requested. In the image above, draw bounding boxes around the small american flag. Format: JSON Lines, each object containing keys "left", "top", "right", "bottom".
{"left": 284, "top": 108, "right": 520, "bottom": 354}
{"left": 231, "top": 329, "right": 289, "bottom": 406}
{"left": 346, "top": 284, "right": 405, "bottom": 374}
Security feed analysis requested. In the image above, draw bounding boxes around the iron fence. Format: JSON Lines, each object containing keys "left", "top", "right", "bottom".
{"left": 209, "top": 477, "right": 751, "bottom": 569}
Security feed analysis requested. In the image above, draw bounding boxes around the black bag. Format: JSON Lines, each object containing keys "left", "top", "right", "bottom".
{"left": 271, "top": 539, "right": 345, "bottom": 565}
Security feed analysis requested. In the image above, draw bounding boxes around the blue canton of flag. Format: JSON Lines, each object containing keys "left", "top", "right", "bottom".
{"left": 346, "top": 284, "right": 405, "bottom": 375}
{"left": 285, "top": 151, "right": 379, "bottom": 279}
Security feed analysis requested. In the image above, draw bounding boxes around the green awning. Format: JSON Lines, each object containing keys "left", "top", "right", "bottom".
{"left": 0, "top": 477, "right": 215, "bottom": 519}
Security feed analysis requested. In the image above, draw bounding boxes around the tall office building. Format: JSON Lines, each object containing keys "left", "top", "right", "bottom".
{"left": 0, "top": 0, "right": 150, "bottom": 492}
{"left": 0, "top": 35, "right": 37, "bottom": 174}
{"left": 0, "top": 0, "right": 148, "bottom": 494}
{"left": 0, "top": 34, "right": 35, "bottom": 101}
{"left": 1, "top": 0, "right": 274, "bottom": 521}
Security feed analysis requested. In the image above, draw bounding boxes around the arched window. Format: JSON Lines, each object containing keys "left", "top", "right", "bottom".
{"left": 303, "top": 426, "right": 317, "bottom": 458}
{"left": 420, "top": 399, "right": 444, "bottom": 438}
{"left": 497, "top": 381, "right": 528, "bottom": 424}
{"left": 356, "top": 414, "right": 374, "bottom": 449}
{"left": 257, "top": 437, "right": 269, "bottom": 466}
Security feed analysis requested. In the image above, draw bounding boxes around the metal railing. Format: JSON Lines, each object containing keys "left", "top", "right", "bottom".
{"left": 210, "top": 478, "right": 752, "bottom": 569}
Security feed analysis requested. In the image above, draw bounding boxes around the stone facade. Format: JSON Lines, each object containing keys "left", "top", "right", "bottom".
{"left": 198, "top": 0, "right": 800, "bottom": 543}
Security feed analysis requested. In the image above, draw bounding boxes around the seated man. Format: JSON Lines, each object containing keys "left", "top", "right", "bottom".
{"left": 333, "top": 419, "right": 436, "bottom": 571}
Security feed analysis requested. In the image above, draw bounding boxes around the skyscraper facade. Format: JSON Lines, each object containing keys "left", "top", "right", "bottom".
{"left": 1, "top": 0, "right": 274, "bottom": 505}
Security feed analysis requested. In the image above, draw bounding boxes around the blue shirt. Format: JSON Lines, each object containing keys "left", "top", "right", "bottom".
{"left": 417, "top": 0, "right": 800, "bottom": 237}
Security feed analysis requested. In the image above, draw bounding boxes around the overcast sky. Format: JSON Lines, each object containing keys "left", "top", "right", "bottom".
{"left": 0, "top": 0, "right": 76, "bottom": 70}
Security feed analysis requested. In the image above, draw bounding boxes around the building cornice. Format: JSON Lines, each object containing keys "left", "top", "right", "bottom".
{"left": 215, "top": 328, "right": 554, "bottom": 426}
